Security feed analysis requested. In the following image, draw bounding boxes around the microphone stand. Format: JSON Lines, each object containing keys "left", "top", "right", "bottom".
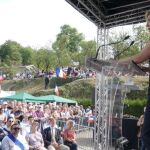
{"left": 94, "top": 36, "right": 130, "bottom": 60}
{"left": 131, "top": 60, "right": 145, "bottom": 73}
{"left": 114, "top": 41, "right": 135, "bottom": 60}
{"left": 114, "top": 41, "right": 146, "bottom": 74}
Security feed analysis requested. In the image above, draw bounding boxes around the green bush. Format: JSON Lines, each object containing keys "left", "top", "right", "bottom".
{"left": 60, "top": 78, "right": 94, "bottom": 98}
{"left": 123, "top": 99, "right": 147, "bottom": 117}
{"left": 75, "top": 98, "right": 92, "bottom": 108}
{"left": 49, "top": 77, "right": 81, "bottom": 88}
{"left": 126, "top": 89, "right": 147, "bottom": 100}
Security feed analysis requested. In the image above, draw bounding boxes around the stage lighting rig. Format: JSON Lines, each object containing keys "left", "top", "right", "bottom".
{"left": 115, "top": 137, "right": 129, "bottom": 150}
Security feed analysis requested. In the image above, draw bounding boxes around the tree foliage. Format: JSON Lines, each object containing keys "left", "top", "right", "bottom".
{"left": 1, "top": 24, "right": 149, "bottom": 71}
{"left": 20, "top": 47, "right": 34, "bottom": 65}
{"left": 53, "top": 24, "right": 84, "bottom": 52}
{"left": 109, "top": 24, "right": 150, "bottom": 60}
{"left": 0, "top": 40, "right": 22, "bottom": 66}
{"left": 52, "top": 25, "right": 86, "bottom": 66}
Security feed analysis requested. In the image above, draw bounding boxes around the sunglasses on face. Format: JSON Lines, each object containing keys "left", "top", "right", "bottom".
{"left": 8, "top": 120, "right": 13, "bottom": 122}
{"left": 12, "top": 127, "right": 20, "bottom": 130}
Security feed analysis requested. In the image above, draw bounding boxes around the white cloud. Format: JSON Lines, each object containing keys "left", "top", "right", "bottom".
{"left": 0, "top": 0, "right": 97, "bottom": 48}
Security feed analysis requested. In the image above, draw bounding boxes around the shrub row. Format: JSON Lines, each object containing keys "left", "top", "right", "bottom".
{"left": 49, "top": 77, "right": 81, "bottom": 88}
{"left": 126, "top": 89, "right": 147, "bottom": 100}
{"left": 123, "top": 99, "right": 147, "bottom": 117}
{"left": 75, "top": 98, "right": 92, "bottom": 108}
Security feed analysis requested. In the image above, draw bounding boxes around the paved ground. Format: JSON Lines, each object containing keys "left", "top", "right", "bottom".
{"left": 76, "top": 129, "right": 115, "bottom": 150}
{"left": 78, "top": 146, "right": 115, "bottom": 150}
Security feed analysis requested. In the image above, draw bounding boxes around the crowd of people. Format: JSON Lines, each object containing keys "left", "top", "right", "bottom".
{"left": 38, "top": 66, "right": 96, "bottom": 79}
{"left": 0, "top": 100, "right": 94, "bottom": 150}
{"left": 11, "top": 66, "right": 96, "bottom": 81}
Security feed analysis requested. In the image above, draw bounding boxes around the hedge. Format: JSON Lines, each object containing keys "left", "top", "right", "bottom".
{"left": 75, "top": 98, "right": 92, "bottom": 108}
{"left": 49, "top": 77, "right": 81, "bottom": 88}
{"left": 126, "top": 89, "right": 147, "bottom": 100}
{"left": 123, "top": 99, "right": 147, "bottom": 117}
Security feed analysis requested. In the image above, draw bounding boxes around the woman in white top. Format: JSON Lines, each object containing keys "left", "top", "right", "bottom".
{"left": 26, "top": 121, "right": 46, "bottom": 150}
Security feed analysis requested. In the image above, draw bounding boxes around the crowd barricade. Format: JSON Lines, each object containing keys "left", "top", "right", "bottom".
{"left": 75, "top": 126, "right": 94, "bottom": 150}
{"left": 57, "top": 118, "right": 94, "bottom": 150}
{"left": 56, "top": 116, "right": 94, "bottom": 129}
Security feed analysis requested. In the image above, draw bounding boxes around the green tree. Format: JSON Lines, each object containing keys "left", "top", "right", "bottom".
{"left": 20, "top": 47, "right": 34, "bottom": 65}
{"left": 109, "top": 25, "right": 150, "bottom": 60}
{"left": 109, "top": 32, "right": 139, "bottom": 59}
{"left": 70, "top": 40, "right": 96, "bottom": 66}
{"left": 34, "top": 50, "right": 43, "bottom": 69}
{"left": 133, "top": 25, "right": 150, "bottom": 48}
{"left": 0, "top": 40, "right": 22, "bottom": 66}
{"left": 34, "top": 48, "right": 57, "bottom": 71}
{"left": 53, "top": 24, "right": 84, "bottom": 52}
{"left": 80, "top": 40, "right": 96, "bottom": 56}
{"left": 52, "top": 24, "right": 84, "bottom": 66}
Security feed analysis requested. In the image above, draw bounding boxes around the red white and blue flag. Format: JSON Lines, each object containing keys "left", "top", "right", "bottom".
{"left": 0, "top": 76, "right": 4, "bottom": 81}
{"left": 55, "top": 85, "right": 59, "bottom": 96}
{"left": 56, "top": 68, "right": 66, "bottom": 79}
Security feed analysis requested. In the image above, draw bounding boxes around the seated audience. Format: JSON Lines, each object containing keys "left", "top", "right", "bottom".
{"left": 26, "top": 121, "right": 46, "bottom": 150}
{"left": 0, "top": 106, "right": 7, "bottom": 125}
{"left": 0, "top": 101, "right": 93, "bottom": 150}
{"left": 1, "top": 123, "right": 29, "bottom": 150}
{"left": 43, "top": 117, "right": 69, "bottom": 150}
{"left": 3, "top": 116, "right": 14, "bottom": 135}
{"left": 63, "top": 120, "right": 77, "bottom": 150}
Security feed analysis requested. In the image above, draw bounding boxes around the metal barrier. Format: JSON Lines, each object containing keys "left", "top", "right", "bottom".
{"left": 76, "top": 125, "right": 94, "bottom": 150}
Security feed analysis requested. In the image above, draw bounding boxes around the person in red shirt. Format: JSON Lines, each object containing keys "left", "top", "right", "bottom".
{"left": 63, "top": 120, "right": 77, "bottom": 150}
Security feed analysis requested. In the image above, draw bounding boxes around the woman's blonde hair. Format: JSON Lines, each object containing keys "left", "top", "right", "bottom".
{"left": 66, "top": 120, "right": 74, "bottom": 127}
{"left": 145, "top": 10, "right": 150, "bottom": 19}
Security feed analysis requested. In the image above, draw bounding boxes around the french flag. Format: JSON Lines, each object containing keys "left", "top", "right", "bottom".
{"left": 55, "top": 85, "right": 59, "bottom": 96}
{"left": 56, "top": 68, "right": 66, "bottom": 79}
{"left": 0, "top": 76, "right": 4, "bottom": 81}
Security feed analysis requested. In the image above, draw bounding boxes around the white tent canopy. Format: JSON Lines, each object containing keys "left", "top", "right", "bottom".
{"left": 0, "top": 90, "right": 15, "bottom": 98}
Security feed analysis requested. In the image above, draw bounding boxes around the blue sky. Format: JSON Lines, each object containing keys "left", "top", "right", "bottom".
{"left": 0, "top": 0, "right": 97, "bottom": 48}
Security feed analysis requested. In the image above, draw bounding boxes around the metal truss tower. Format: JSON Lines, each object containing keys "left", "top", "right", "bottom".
{"left": 65, "top": 1, "right": 149, "bottom": 150}
{"left": 94, "top": 23, "right": 111, "bottom": 150}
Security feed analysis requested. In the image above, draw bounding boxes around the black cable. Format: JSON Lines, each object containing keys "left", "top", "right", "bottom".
{"left": 94, "top": 35, "right": 130, "bottom": 60}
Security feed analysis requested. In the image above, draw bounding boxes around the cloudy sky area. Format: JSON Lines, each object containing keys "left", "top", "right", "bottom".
{"left": 0, "top": 0, "right": 98, "bottom": 48}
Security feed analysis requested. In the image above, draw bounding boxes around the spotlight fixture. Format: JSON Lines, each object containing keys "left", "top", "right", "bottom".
{"left": 115, "top": 137, "right": 129, "bottom": 150}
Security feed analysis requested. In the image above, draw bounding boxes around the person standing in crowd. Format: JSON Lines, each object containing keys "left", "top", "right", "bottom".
{"left": 1, "top": 123, "right": 29, "bottom": 150}
{"left": 67, "top": 65, "right": 72, "bottom": 76}
{"left": 63, "top": 120, "right": 77, "bottom": 150}
{"left": 44, "top": 74, "right": 49, "bottom": 89}
{"left": 42, "top": 117, "right": 69, "bottom": 150}
{"left": 117, "top": 10, "right": 150, "bottom": 150}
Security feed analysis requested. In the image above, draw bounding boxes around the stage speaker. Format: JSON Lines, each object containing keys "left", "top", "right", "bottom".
{"left": 122, "top": 118, "right": 139, "bottom": 150}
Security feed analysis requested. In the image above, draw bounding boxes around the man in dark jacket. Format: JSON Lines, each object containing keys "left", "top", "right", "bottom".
{"left": 42, "top": 117, "right": 69, "bottom": 150}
